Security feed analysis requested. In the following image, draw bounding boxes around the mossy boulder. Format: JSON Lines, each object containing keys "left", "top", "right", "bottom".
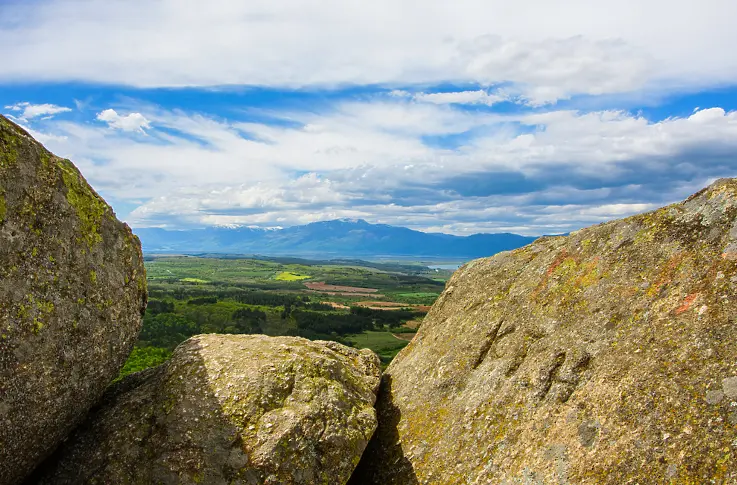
{"left": 350, "top": 179, "right": 737, "bottom": 484}
{"left": 0, "top": 115, "right": 147, "bottom": 484}
{"left": 31, "top": 335, "right": 381, "bottom": 485}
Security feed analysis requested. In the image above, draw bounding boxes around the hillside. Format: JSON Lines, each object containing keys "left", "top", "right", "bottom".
{"left": 135, "top": 219, "right": 536, "bottom": 258}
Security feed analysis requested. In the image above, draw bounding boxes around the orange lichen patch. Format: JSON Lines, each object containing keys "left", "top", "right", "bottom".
{"left": 647, "top": 253, "right": 687, "bottom": 297}
{"left": 546, "top": 249, "right": 571, "bottom": 277}
{"left": 574, "top": 258, "right": 601, "bottom": 287}
{"left": 721, "top": 252, "right": 737, "bottom": 260}
{"left": 676, "top": 293, "right": 699, "bottom": 314}
{"left": 532, "top": 249, "right": 596, "bottom": 301}
{"left": 532, "top": 249, "right": 572, "bottom": 300}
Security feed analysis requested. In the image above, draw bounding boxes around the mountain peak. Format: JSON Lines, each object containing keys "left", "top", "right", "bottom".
{"left": 135, "top": 220, "right": 536, "bottom": 258}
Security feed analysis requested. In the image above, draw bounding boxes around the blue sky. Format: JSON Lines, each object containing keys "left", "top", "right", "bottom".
{"left": 2, "top": 0, "right": 737, "bottom": 236}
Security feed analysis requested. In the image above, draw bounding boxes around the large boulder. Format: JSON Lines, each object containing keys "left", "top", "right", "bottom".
{"left": 31, "top": 334, "right": 381, "bottom": 485}
{"left": 0, "top": 115, "right": 147, "bottom": 484}
{"left": 351, "top": 179, "right": 737, "bottom": 484}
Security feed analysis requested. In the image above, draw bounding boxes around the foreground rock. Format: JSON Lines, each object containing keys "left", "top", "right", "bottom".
{"left": 32, "top": 334, "right": 381, "bottom": 484}
{"left": 0, "top": 116, "right": 147, "bottom": 484}
{"left": 351, "top": 179, "right": 737, "bottom": 484}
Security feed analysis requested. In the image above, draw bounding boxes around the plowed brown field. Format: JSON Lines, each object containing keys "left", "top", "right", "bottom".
{"left": 304, "top": 282, "right": 379, "bottom": 293}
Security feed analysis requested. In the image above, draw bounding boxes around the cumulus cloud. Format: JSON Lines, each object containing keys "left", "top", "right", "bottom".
{"left": 96, "top": 109, "right": 151, "bottom": 133}
{"left": 23, "top": 98, "right": 737, "bottom": 235}
{"left": 4, "top": 102, "right": 71, "bottom": 120}
{"left": 1, "top": 0, "right": 735, "bottom": 103}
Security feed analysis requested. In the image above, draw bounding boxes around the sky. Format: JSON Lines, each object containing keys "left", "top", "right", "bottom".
{"left": 2, "top": 0, "right": 737, "bottom": 236}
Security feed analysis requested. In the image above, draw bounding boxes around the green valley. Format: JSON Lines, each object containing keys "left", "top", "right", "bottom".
{"left": 121, "top": 255, "right": 457, "bottom": 378}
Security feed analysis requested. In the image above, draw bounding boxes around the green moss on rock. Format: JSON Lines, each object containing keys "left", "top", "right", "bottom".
{"left": 0, "top": 117, "right": 20, "bottom": 169}
{"left": 59, "top": 159, "right": 108, "bottom": 248}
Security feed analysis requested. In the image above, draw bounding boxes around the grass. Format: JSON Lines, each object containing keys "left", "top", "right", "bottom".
{"left": 115, "top": 346, "right": 171, "bottom": 382}
{"left": 275, "top": 271, "right": 311, "bottom": 281}
{"left": 347, "top": 331, "right": 409, "bottom": 365}
{"left": 398, "top": 292, "right": 439, "bottom": 298}
{"left": 387, "top": 291, "right": 442, "bottom": 305}
{"left": 181, "top": 277, "right": 209, "bottom": 283}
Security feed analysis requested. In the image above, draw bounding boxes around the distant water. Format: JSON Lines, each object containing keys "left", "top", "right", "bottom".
{"left": 428, "top": 264, "right": 462, "bottom": 271}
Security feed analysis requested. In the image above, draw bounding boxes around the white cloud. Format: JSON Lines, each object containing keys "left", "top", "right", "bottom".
{"left": 455, "top": 36, "right": 653, "bottom": 105}
{"left": 4, "top": 102, "right": 71, "bottom": 120}
{"left": 24, "top": 99, "right": 737, "bottom": 234}
{"left": 122, "top": 187, "right": 682, "bottom": 237}
{"left": 396, "top": 90, "right": 510, "bottom": 106}
{"left": 129, "top": 173, "right": 349, "bottom": 228}
{"left": 1, "top": 0, "right": 736, "bottom": 102}
{"left": 96, "top": 109, "right": 151, "bottom": 133}
{"left": 6, "top": 1, "right": 736, "bottom": 235}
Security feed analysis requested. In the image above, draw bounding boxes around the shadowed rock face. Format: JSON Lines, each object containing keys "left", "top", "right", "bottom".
{"left": 351, "top": 179, "right": 737, "bottom": 485}
{"left": 31, "top": 335, "right": 381, "bottom": 485}
{"left": 0, "top": 115, "right": 147, "bottom": 484}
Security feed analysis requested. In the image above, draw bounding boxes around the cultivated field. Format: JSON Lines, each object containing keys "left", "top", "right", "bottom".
{"left": 121, "top": 255, "right": 458, "bottom": 377}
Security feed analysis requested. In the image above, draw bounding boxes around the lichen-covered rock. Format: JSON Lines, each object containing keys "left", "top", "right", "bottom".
{"left": 0, "top": 115, "right": 147, "bottom": 484}
{"left": 351, "top": 179, "right": 737, "bottom": 484}
{"left": 31, "top": 334, "right": 381, "bottom": 485}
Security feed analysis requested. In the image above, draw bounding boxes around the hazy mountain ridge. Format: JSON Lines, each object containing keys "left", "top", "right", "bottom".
{"left": 134, "top": 219, "right": 537, "bottom": 258}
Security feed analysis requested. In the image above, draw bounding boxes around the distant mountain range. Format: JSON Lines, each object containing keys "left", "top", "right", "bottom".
{"left": 134, "top": 219, "right": 538, "bottom": 259}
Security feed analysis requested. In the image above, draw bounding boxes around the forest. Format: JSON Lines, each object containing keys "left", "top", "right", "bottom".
{"left": 119, "top": 255, "right": 457, "bottom": 378}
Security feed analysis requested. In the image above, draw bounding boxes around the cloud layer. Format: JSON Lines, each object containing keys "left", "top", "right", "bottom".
{"left": 2, "top": 0, "right": 736, "bottom": 235}
{"left": 2, "top": 0, "right": 737, "bottom": 103}
{"left": 11, "top": 95, "right": 736, "bottom": 235}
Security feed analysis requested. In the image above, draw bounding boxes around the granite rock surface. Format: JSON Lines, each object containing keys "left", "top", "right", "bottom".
{"left": 0, "top": 115, "right": 147, "bottom": 484}
{"left": 351, "top": 179, "right": 737, "bottom": 484}
{"left": 33, "top": 335, "right": 381, "bottom": 485}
